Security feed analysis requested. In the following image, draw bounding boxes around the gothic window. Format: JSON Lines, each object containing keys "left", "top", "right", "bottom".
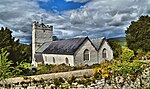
{"left": 65, "top": 57, "right": 69, "bottom": 64}
{"left": 83, "top": 49, "right": 90, "bottom": 61}
{"left": 102, "top": 48, "right": 107, "bottom": 58}
{"left": 53, "top": 57, "right": 55, "bottom": 63}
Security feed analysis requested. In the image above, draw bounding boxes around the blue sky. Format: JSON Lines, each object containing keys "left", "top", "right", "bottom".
{"left": 0, "top": 0, "right": 150, "bottom": 44}
{"left": 38, "top": 0, "right": 88, "bottom": 12}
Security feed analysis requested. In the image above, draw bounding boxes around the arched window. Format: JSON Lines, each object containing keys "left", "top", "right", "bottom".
{"left": 83, "top": 49, "right": 90, "bottom": 61}
{"left": 102, "top": 48, "right": 107, "bottom": 58}
{"left": 65, "top": 57, "right": 69, "bottom": 64}
{"left": 53, "top": 57, "right": 55, "bottom": 63}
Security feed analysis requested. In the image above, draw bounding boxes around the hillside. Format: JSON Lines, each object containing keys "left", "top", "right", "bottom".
{"left": 108, "top": 37, "right": 127, "bottom": 46}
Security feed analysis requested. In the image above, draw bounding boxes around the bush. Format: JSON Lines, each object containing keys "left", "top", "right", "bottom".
{"left": 35, "top": 63, "right": 101, "bottom": 75}
{"left": 120, "top": 47, "right": 134, "bottom": 61}
{"left": 76, "top": 78, "right": 91, "bottom": 87}
{"left": 53, "top": 78, "right": 62, "bottom": 88}
{"left": 145, "top": 52, "right": 150, "bottom": 60}
{"left": 67, "top": 76, "right": 76, "bottom": 85}
{"left": 93, "top": 60, "right": 112, "bottom": 80}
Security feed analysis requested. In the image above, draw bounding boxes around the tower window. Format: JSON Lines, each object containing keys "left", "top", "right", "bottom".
{"left": 83, "top": 49, "right": 90, "bottom": 61}
{"left": 102, "top": 48, "right": 107, "bottom": 58}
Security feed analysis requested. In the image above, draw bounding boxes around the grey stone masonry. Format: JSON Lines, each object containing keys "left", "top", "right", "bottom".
{"left": 32, "top": 21, "right": 53, "bottom": 66}
{"left": 32, "top": 21, "right": 53, "bottom": 51}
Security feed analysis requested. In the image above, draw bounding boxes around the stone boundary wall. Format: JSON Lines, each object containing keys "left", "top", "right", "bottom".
{"left": 5, "top": 69, "right": 94, "bottom": 84}
{"left": 0, "top": 68, "right": 149, "bottom": 89}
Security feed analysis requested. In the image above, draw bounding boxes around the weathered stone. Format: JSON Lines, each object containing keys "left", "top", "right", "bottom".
{"left": 77, "top": 84, "right": 85, "bottom": 88}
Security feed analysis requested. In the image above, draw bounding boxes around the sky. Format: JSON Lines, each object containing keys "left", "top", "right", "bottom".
{"left": 0, "top": 0, "right": 150, "bottom": 44}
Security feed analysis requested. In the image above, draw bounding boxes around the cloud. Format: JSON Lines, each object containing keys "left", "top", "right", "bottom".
{"left": 61, "top": 0, "right": 150, "bottom": 39}
{"left": 65, "top": 0, "right": 89, "bottom": 3}
{"left": 0, "top": 0, "right": 64, "bottom": 43}
{"left": 38, "top": 0, "right": 49, "bottom": 2}
{"left": 0, "top": 0, "right": 150, "bottom": 44}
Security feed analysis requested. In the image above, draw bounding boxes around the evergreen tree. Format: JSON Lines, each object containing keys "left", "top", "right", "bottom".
{"left": 125, "top": 15, "right": 150, "bottom": 52}
{"left": 0, "top": 27, "right": 31, "bottom": 65}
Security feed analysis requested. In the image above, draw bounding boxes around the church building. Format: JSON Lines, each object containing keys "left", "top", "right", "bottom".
{"left": 32, "top": 22, "right": 113, "bottom": 66}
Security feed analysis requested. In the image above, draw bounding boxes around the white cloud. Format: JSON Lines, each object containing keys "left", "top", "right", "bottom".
{"left": 65, "top": 0, "right": 89, "bottom": 3}
{"left": 0, "top": 0, "right": 150, "bottom": 43}
{"left": 38, "top": 0, "right": 49, "bottom": 2}
{"left": 0, "top": 0, "right": 64, "bottom": 43}
{"left": 61, "top": 0, "right": 150, "bottom": 39}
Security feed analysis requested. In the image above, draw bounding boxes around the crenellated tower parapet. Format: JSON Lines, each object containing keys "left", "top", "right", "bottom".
{"left": 32, "top": 21, "right": 53, "bottom": 31}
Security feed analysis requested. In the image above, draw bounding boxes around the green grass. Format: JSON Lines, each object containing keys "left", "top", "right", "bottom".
{"left": 118, "top": 42, "right": 127, "bottom": 46}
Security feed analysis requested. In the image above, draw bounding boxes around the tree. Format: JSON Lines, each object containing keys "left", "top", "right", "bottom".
{"left": 125, "top": 15, "right": 150, "bottom": 52}
{"left": 0, "top": 27, "right": 31, "bottom": 65}
{"left": 107, "top": 39, "right": 122, "bottom": 58}
{"left": 0, "top": 48, "right": 13, "bottom": 88}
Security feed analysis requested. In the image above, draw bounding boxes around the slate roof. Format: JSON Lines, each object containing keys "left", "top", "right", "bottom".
{"left": 36, "top": 42, "right": 52, "bottom": 53}
{"left": 43, "top": 37, "right": 88, "bottom": 55}
{"left": 90, "top": 37, "right": 105, "bottom": 50}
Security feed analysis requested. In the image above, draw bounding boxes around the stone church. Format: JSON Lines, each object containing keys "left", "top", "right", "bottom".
{"left": 32, "top": 22, "right": 113, "bottom": 66}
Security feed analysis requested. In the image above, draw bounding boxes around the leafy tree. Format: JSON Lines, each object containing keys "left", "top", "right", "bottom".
{"left": 125, "top": 15, "right": 150, "bottom": 52}
{"left": 108, "top": 39, "right": 122, "bottom": 58}
{"left": 0, "top": 48, "right": 13, "bottom": 88}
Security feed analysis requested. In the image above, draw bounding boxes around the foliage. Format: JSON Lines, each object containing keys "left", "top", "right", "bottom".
{"left": 145, "top": 52, "right": 150, "bottom": 60}
{"left": 35, "top": 63, "right": 100, "bottom": 75}
{"left": 67, "top": 76, "right": 76, "bottom": 85}
{"left": 12, "top": 61, "right": 31, "bottom": 76}
{"left": 108, "top": 39, "right": 122, "bottom": 58}
{"left": 53, "top": 78, "right": 62, "bottom": 88}
{"left": 0, "top": 27, "right": 31, "bottom": 65}
{"left": 0, "top": 48, "right": 31, "bottom": 88}
{"left": 125, "top": 15, "right": 150, "bottom": 52}
{"left": 93, "top": 57, "right": 148, "bottom": 84}
{"left": 135, "top": 49, "right": 147, "bottom": 59}
{"left": 94, "top": 60, "right": 112, "bottom": 79}
{"left": 76, "top": 78, "right": 91, "bottom": 87}
{"left": 112, "top": 60, "right": 146, "bottom": 80}
{"left": 119, "top": 47, "right": 134, "bottom": 61}
{"left": 36, "top": 64, "right": 73, "bottom": 74}
{"left": 0, "top": 49, "right": 13, "bottom": 87}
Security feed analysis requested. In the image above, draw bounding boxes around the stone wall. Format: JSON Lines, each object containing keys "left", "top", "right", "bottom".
{"left": 0, "top": 68, "right": 149, "bottom": 89}
{"left": 98, "top": 40, "right": 113, "bottom": 63}
{"left": 74, "top": 39, "right": 98, "bottom": 66}
{"left": 3, "top": 69, "right": 93, "bottom": 84}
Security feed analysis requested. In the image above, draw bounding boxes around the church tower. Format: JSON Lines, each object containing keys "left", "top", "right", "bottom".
{"left": 32, "top": 21, "right": 53, "bottom": 66}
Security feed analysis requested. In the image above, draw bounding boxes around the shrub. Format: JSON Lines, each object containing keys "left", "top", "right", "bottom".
{"left": 145, "top": 52, "right": 150, "bottom": 60}
{"left": 76, "top": 78, "right": 91, "bottom": 87}
{"left": 58, "top": 77, "right": 65, "bottom": 83}
{"left": 53, "top": 78, "right": 62, "bottom": 88}
{"left": 91, "top": 77, "right": 96, "bottom": 84}
{"left": 67, "top": 75, "right": 76, "bottom": 85}
{"left": 93, "top": 60, "right": 112, "bottom": 79}
{"left": 119, "top": 47, "right": 134, "bottom": 61}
